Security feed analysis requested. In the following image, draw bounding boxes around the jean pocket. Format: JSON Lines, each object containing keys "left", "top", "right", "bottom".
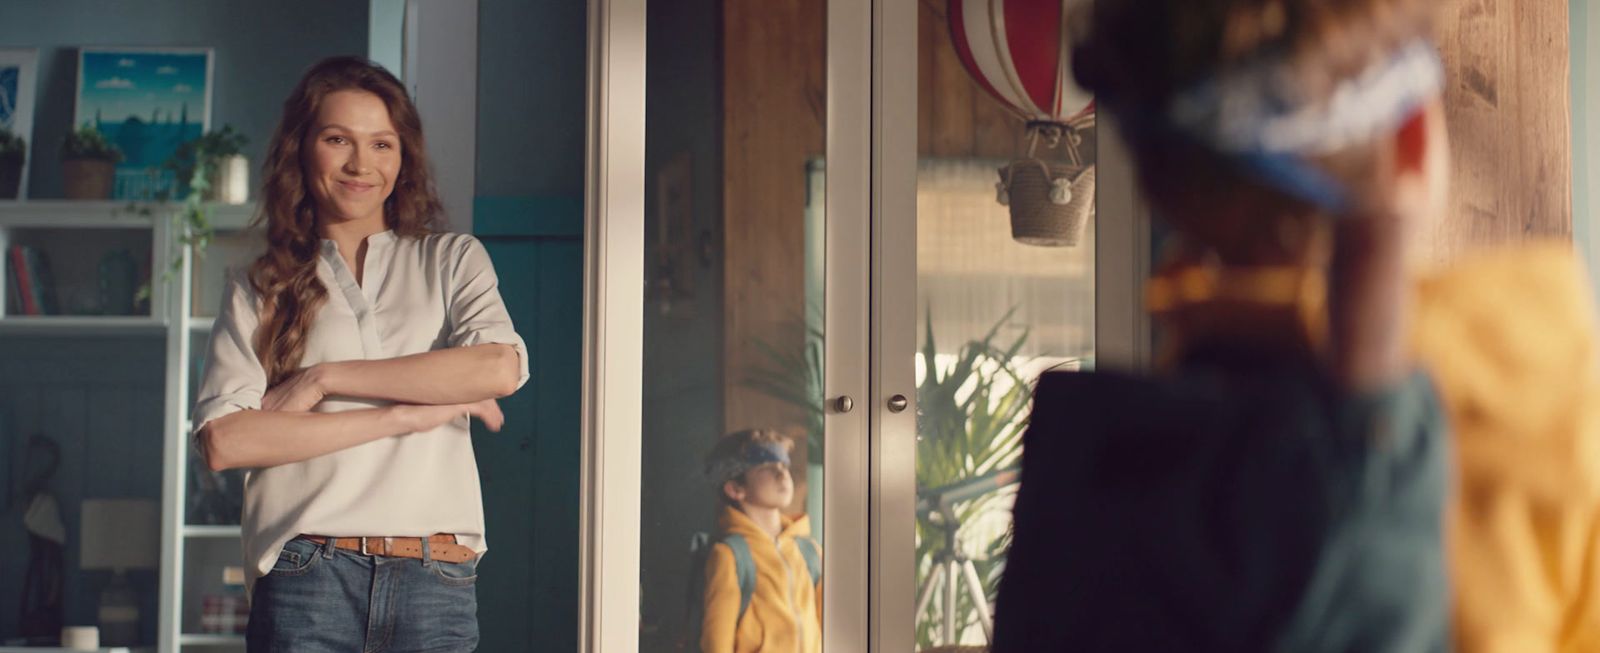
{"left": 268, "top": 538, "right": 322, "bottom": 577}
{"left": 429, "top": 557, "right": 479, "bottom": 587}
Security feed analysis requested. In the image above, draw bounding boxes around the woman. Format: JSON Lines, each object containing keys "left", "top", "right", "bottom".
{"left": 995, "top": 0, "right": 1600, "bottom": 651}
{"left": 193, "top": 56, "right": 527, "bottom": 652}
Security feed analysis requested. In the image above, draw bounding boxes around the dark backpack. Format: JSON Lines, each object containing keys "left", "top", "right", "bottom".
{"left": 682, "top": 532, "right": 822, "bottom": 649}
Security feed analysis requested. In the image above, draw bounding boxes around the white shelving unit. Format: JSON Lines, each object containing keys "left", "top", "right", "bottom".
{"left": 1, "top": 200, "right": 256, "bottom": 653}
{"left": 181, "top": 525, "right": 243, "bottom": 539}
{"left": 176, "top": 634, "right": 245, "bottom": 647}
{"left": 0, "top": 200, "right": 170, "bottom": 334}
{"left": 159, "top": 202, "right": 255, "bottom": 653}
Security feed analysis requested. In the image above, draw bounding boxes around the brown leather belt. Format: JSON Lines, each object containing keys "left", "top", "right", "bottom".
{"left": 298, "top": 534, "right": 478, "bottom": 563}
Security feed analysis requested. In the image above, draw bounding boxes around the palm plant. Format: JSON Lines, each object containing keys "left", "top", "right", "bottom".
{"left": 743, "top": 302, "right": 1037, "bottom": 649}
{"left": 740, "top": 302, "right": 825, "bottom": 463}
{"left": 914, "top": 307, "right": 1032, "bottom": 649}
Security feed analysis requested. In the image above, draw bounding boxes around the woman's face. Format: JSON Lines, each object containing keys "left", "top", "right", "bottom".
{"left": 303, "top": 89, "right": 402, "bottom": 226}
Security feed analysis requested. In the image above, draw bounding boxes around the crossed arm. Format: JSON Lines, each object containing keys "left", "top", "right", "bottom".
{"left": 198, "top": 344, "right": 520, "bottom": 472}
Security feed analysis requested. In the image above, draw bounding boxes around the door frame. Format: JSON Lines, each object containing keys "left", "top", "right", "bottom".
{"left": 579, "top": 0, "right": 876, "bottom": 650}
{"left": 579, "top": 0, "right": 646, "bottom": 650}
{"left": 579, "top": 0, "right": 1149, "bottom": 649}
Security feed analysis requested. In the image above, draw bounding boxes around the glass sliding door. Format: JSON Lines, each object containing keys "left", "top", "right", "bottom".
{"left": 598, "top": 0, "right": 873, "bottom": 650}
{"left": 873, "top": 0, "right": 1149, "bottom": 649}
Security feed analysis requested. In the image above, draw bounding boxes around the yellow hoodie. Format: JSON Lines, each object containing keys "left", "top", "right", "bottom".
{"left": 701, "top": 505, "right": 822, "bottom": 653}
{"left": 1411, "top": 243, "right": 1600, "bottom": 652}
{"left": 1148, "top": 241, "right": 1600, "bottom": 651}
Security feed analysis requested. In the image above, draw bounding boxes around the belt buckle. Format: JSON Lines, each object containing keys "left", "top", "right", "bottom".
{"left": 360, "top": 537, "right": 375, "bottom": 557}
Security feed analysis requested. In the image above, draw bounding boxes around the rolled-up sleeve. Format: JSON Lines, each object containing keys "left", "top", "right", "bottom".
{"left": 446, "top": 235, "right": 530, "bottom": 392}
{"left": 192, "top": 272, "right": 268, "bottom": 441}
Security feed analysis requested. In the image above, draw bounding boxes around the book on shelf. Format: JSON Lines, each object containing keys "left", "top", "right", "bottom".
{"left": 6, "top": 245, "right": 58, "bottom": 316}
{"left": 5, "top": 250, "right": 21, "bottom": 315}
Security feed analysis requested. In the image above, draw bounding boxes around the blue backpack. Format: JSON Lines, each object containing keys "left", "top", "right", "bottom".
{"left": 683, "top": 532, "right": 821, "bottom": 648}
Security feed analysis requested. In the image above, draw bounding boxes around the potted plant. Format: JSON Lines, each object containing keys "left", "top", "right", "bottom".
{"left": 0, "top": 128, "right": 24, "bottom": 200}
{"left": 743, "top": 302, "right": 826, "bottom": 536}
{"left": 913, "top": 308, "right": 1033, "bottom": 649}
{"left": 61, "top": 125, "right": 122, "bottom": 200}
{"left": 168, "top": 125, "right": 249, "bottom": 204}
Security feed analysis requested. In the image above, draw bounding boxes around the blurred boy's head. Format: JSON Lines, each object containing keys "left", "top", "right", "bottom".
{"left": 705, "top": 429, "right": 796, "bottom": 512}
{"left": 1074, "top": 0, "right": 1449, "bottom": 267}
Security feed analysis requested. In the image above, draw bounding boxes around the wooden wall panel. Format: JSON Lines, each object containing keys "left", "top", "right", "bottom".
{"left": 919, "top": 0, "right": 1023, "bottom": 160}
{"left": 722, "top": 0, "right": 825, "bottom": 439}
{"left": 1432, "top": 0, "right": 1571, "bottom": 260}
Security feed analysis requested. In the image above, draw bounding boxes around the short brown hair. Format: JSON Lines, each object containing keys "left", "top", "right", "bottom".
{"left": 705, "top": 429, "right": 793, "bottom": 505}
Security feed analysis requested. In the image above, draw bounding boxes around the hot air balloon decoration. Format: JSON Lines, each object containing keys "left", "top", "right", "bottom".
{"left": 949, "top": 0, "right": 1096, "bottom": 246}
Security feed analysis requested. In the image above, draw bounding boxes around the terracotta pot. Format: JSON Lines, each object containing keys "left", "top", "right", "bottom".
{"left": 63, "top": 158, "right": 115, "bottom": 200}
{"left": 0, "top": 158, "right": 21, "bottom": 199}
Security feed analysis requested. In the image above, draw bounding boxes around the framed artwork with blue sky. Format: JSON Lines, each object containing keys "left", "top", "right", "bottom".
{"left": 0, "top": 48, "right": 39, "bottom": 200}
{"left": 75, "top": 47, "right": 212, "bottom": 200}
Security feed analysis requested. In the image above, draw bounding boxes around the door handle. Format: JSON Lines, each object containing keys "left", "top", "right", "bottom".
{"left": 832, "top": 395, "right": 854, "bottom": 414}
{"left": 887, "top": 394, "right": 909, "bottom": 413}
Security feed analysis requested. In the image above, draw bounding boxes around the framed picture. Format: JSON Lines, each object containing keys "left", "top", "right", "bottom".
{"left": 75, "top": 47, "right": 213, "bottom": 200}
{"left": 0, "top": 48, "right": 39, "bottom": 201}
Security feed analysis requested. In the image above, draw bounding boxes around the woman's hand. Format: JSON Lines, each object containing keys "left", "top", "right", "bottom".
{"left": 394, "top": 398, "right": 505, "bottom": 433}
{"left": 262, "top": 365, "right": 328, "bottom": 413}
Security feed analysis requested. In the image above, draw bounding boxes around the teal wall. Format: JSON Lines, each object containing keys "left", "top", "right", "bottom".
{"left": 472, "top": 2, "right": 588, "bottom": 651}
{"left": 471, "top": 198, "right": 584, "bottom": 653}
{"left": 476, "top": 0, "right": 588, "bottom": 199}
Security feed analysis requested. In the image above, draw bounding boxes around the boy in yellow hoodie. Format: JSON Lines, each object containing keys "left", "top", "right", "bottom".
{"left": 995, "top": 0, "right": 1600, "bottom": 650}
{"left": 699, "top": 429, "right": 822, "bottom": 653}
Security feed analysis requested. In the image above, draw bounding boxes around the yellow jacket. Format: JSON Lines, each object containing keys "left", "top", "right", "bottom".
{"left": 1412, "top": 243, "right": 1600, "bottom": 652}
{"left": 701, "top": 505, "right": 822, "bottom": 653}
{"left": 1149, "top": 241, "right": 1600, "bottom": 650}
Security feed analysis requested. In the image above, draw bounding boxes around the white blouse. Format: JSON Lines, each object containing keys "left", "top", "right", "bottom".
{"left": 192, "top": 230, "right": 529, "bottom": 593}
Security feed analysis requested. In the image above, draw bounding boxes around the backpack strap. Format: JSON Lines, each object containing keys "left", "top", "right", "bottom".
{"left": 684, "top": 532, "right": 712, "bottom": 645}
{"left": 793, "top": 536, "right": 822, "bottom": 587}
{"left": 721, "top": 534, "right": 758, "bottom": 621}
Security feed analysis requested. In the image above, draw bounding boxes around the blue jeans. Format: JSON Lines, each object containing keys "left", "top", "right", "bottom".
{"left": 247, "top": 536, "right": 480, "bottom": 653}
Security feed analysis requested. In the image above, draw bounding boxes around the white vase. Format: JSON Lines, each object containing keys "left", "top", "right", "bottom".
{"left": 205, "top": 154, "right": 250, "bottom": 204}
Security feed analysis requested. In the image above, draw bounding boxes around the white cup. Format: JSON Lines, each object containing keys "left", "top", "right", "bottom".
{"left": 61, "top": 625, "right": 99, "bottom": 650}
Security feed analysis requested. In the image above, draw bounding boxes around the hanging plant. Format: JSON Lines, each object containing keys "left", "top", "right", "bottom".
{"left": 741, "top": 301, "right": 826, "bottom": 464}
{"left": 132, "top": 125, "right": 250, "bottom": 303}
